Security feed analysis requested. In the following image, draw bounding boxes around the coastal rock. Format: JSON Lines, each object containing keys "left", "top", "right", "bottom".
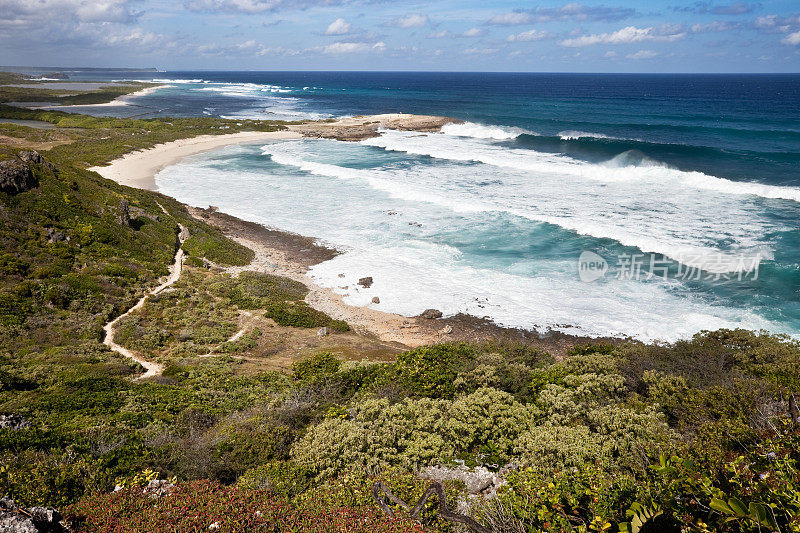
{"left": 289, "top": 114, "right": 461, "bottom": 141}
{"left": 358, "top": 277, "right": 373, "bottom": 288}
{"left": 441, "top": 325, "right": 453, "bottom": 334}
{"left": 420, "top": 309, "right": 443, "bottom": 320}
{"left": 46, "top": 228, "right": 68, "bottom": 244}
{"left": 0, "top": 414, "right": 30, "bottom": 430}
{"left": 18, "top": 151, "right": 57, "bottom": 175}
{"left": 419, "top": 465, "right": 503, "bottom": 498}
{"left": 117, "top": 199, "right": 132, "bottom": 227}
{"left": 371, "top": 296, "right": 380, "bottom": 304}
{"left": 0, "top": 497, "right": 64, "bottom": 532}
{"left": 143, "top": 479, "right": 175, "bottom": 498}
{"left": 317, "top": 327, "right": 329, "bottom": 336}
{"left": 0, "top": 160, "right": 37, "bottom": 195}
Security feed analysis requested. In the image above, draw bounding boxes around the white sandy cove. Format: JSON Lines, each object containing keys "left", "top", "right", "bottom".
{"left": 89, "top": 130, "right": 302, "bottom": 190}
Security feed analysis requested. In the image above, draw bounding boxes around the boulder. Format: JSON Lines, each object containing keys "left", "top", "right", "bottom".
{"left": 143, "top": 479, "right": 175, "bottom": 498}
{"left": 357, "top": 276, "right": 373, "bottom": 288}
{"left": 317, "top": 327, "right": 329, "bottom": 336}
{"left": 0, "top": 160, "right": 37, "bottom": 195}
{"left": 18, "top": 151, "right": 57, "bottom": 174}
{"left": 418, "top": 465, "right": 503, "bottom": 498}
{"left": 117, "top": 199, "right": 132, "bottom": 227}
{"left": 371, "top": 296, "right": 380, "bottom": 304}
{"left": 46, "top": 228, "right": 68, "bottom": 244}
{"left": 0, "top": 497, "right": 64, "bottom": 532}
{"left": 420, "top": 309, "right": 443, "bottom": 320}
{"left": 0, "top": 414, "right": 30, "bottom": 431}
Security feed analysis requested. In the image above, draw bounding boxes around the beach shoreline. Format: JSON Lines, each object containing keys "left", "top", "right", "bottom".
{"left": 29, "top": 84, "right": 171, "bottom": 110}
{"left": 89, "top": 130, "right": 303, "bottom": 190}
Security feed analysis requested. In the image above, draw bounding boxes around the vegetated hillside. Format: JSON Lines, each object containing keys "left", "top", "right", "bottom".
{"left": 0, "top": 114, "right": 798, "bottom": 532}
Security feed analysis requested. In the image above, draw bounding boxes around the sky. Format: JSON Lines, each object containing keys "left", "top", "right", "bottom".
{"left": 2, "top": 0, "right": 800, "bottom": 72}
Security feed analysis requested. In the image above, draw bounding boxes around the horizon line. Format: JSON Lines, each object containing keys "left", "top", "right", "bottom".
{"left": 3, "top": 66, "right": 800, "bottom": 75}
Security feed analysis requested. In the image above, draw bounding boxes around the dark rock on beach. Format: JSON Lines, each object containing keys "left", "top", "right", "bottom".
{"left": 420, "top": 309, "right": 443, "bottom": 320}
{"left": 358, "top": 277, "right": 373, "bottom": 288}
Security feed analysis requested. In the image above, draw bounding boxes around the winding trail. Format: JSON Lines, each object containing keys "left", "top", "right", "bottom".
{"left": 103, "top": 218, "right": 188, "bottom": 380}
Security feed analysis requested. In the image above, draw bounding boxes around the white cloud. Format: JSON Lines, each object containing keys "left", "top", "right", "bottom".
{"left": 506, "top": 29, "right": 548, "bottom": 42}
{"left": 185, "top": 0, "right": 352, "bottom": 14}
{"left": 320, "top": 41, "right": 385, "bottom": 54}
{"left": 385, "top": 13, "right": 429, "bottom": 28}
{"left": 782, "top": 30, "right": 800, "bottom": 45}
{"left": 559, "top": 25, "right": 685, "bottom": 47}
{"left": 754, "top": 14, "right": 800, "bottom": 33}
{"left": 488, "top": 12, "right": 532, "bottom": 25}
{"left": 462, "top": 47, "right": 499, "bottom": 55}
{"left": 488, "top": 4, "right": 635, "bottom": 25}
{"left": 462, "top": 27, "right": 484, "bottom": 37}
{"left": 603, "top": 50, "right": 617, "bottom": 58}
{"left": 325, "top": 18, "right": 351, "bottom": 35}
{"left": 103, "top": 28, "right": 163, "bottom": 47}
{"left": 427, "top": 30, "right": 451, "bottom": 38}
{"left": 690, "top": 21, "right": 739, "bottom": 33}
{"left": 0, "top": 0, "right": 140, "bottom": 23}
{"left": 626, "top": 49, "right": 659, "bottom": 59}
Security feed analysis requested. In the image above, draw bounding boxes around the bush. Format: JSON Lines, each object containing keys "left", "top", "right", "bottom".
{"left": 182, "top": 232, "right": 254, "bottom": 267}
{"left": 265, "top": 301, "right": 349, "bottom": 331}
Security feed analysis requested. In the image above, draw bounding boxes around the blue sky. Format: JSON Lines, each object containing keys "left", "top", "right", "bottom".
{"left": 2, "top": 0, "right": 800, "bottom": 72}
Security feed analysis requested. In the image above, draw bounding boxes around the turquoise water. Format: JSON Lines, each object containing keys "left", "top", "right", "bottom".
{"left": 80, "top": 71, "right": 800, "bottom": 340}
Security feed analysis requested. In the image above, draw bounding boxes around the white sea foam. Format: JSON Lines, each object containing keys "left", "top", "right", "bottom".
{"left": 364, "top": 130, "right": 800, "bottom": 203}
{"left": 152, "top": 78, "right": 204, "bottom": 83}
{"left": 263, "top": 141, "right": 780, "bottom": 273}
{"left": 154, "top": 144, "right": 788, "bottom": 342}
{"left": 441, "top": 122, "right": 532, "bottom": 140}
{"left": 558, "top": 130, "right": 626, "bottom": 141}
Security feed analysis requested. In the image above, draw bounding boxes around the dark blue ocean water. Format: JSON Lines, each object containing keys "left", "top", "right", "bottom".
{"left": 71, "top": 71, "right": 800, "bottom": 340}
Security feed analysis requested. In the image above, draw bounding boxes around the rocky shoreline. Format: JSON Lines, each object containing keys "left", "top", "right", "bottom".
{"left": 289, "top": 113, "right": 461, "bottom": 141}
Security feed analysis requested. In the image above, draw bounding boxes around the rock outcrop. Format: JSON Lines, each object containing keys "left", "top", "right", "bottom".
{"left": 0, "top": 414, "right": 30, "bottom": 431}
{"left": 0, "top": 497, "right": 64, "bottom": 532}
{"left": 18, "top": 151, "right": 57, "bottom": 175}
{"left": 420, "top": 309, "right": 443, "bottom": 320}
{"left": 0, "top": 160, "right": 37, "bottom": 195}
{"left": 0, "top": 151, "right": 56, "bottom": 195}
{"left": 290, "top": 114, "right": 461, "bottom": 141}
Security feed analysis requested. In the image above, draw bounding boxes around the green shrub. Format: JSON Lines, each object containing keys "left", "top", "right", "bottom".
{"left": 182, "top": 232, "right": 254, "bottom": 267}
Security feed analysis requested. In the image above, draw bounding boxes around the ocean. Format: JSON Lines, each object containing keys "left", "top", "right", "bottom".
{"left": 69, "top": 71, "right": 800, "bottom": 341}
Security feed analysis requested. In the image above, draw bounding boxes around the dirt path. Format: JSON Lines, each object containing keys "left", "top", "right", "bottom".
{"left": 200, "top": 310, "right": 256, "bottom": 358}
{"left": 103, "top": 219, "right": 188, "bottom": 379}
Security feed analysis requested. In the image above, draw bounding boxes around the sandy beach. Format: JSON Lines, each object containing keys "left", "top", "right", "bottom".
{"left": 89, "top": 130, "right": 302, "bottom": 189}
{"left": 30, "top": 84, "right": 172, "bottom": 110}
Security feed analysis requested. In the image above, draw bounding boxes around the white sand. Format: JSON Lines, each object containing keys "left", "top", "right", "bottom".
{"left": 89, "top": 130, "right": 302, "bottom": 190}
{"left": 29, "top": 85, "right": 172, "bottom": 110}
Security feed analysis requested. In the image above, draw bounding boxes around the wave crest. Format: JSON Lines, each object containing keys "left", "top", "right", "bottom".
{"left": 441, "top": 122, "right": 533, "bottom": 140}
